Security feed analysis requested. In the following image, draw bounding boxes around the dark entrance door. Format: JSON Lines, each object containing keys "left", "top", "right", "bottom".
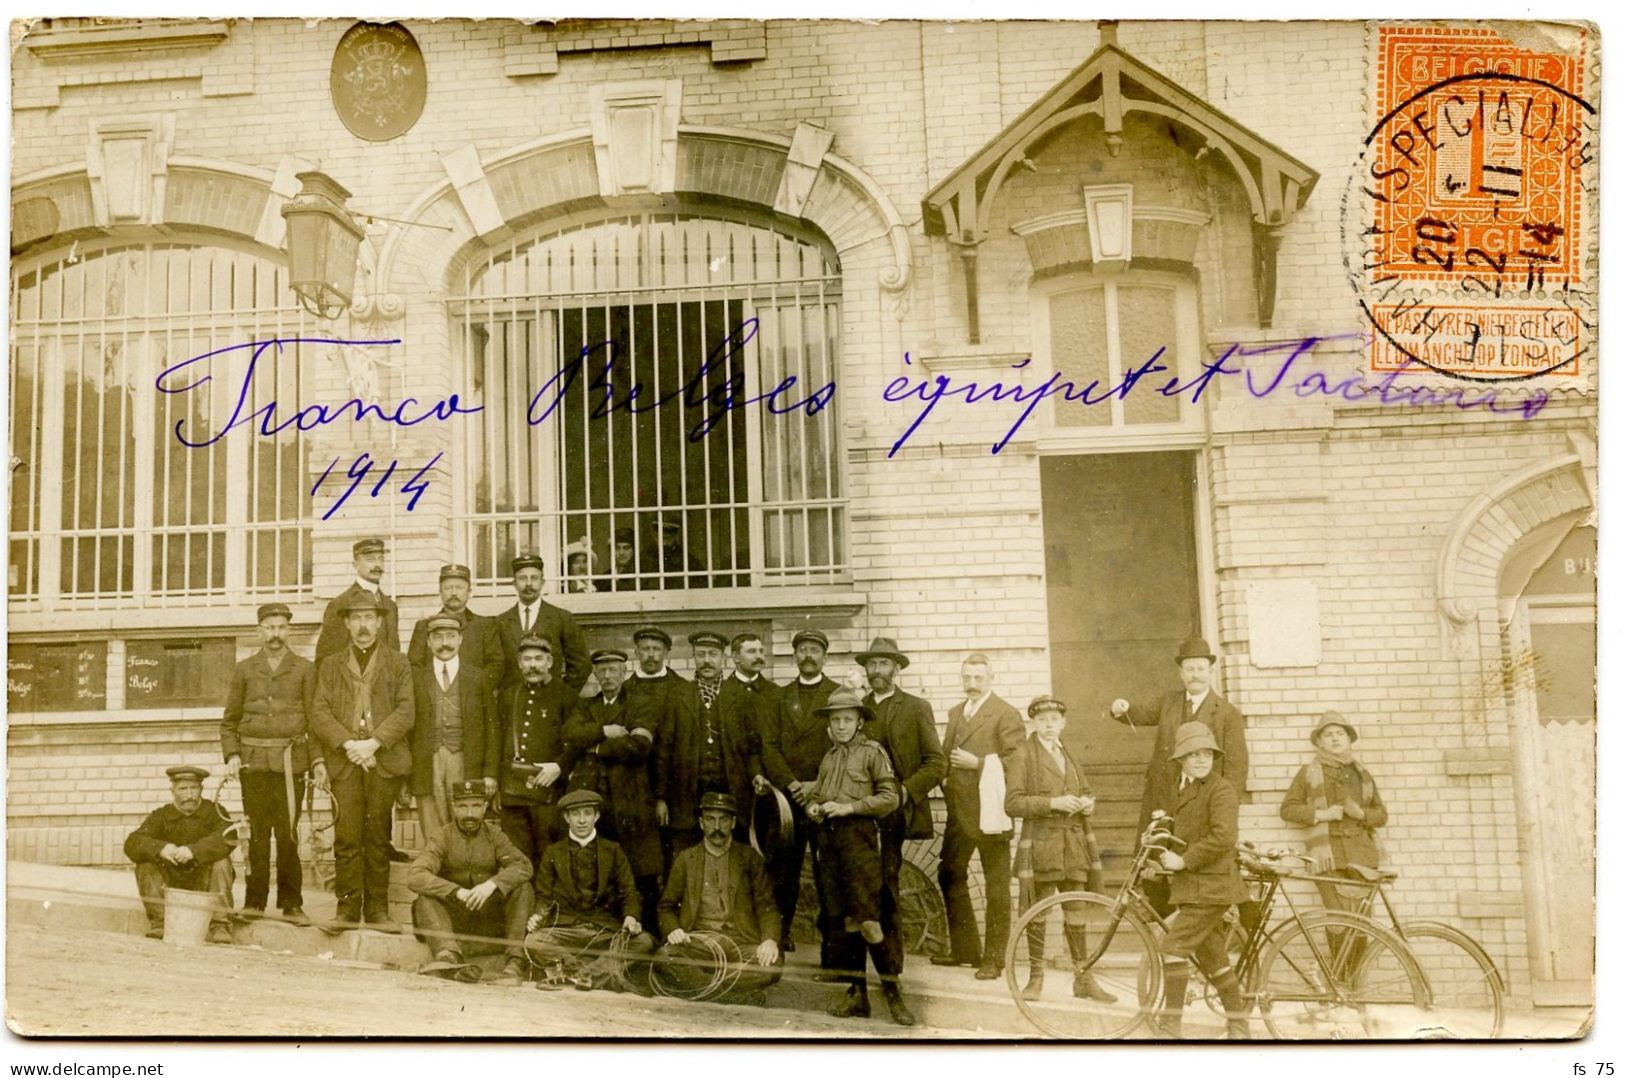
{"left": 1040, "top": 452, "right": 1203, "bottom": 879}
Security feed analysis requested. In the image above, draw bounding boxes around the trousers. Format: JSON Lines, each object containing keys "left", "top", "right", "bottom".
{"left": 418, "top": 746, "right": 466, "bottom": 846}
{"left": 134, "top": 859, "right": 235, "bottom": 930}
{"left": 412, "top": 888, "right": 533, "bottom": 960}
{"left": 938, "top": 822, "right": 1012, "bottom": 965}
{"left": 241, "top": 769, "right": 307, "bottom": 911}
{"left": 330, "top": 765, "right": 403, "bottom": 919}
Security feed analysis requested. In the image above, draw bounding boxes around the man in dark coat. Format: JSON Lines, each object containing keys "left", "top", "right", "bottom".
{"left": 406, "top": 564, "right": 504, "bottom": 694}
{"left": 310, "top": 589, "right": 416, "bottom": 931}
{"left": 565, "top": 648, "right": 663, "bottom": 929}
{"left": 492, "top": 552, "right": 590, "bottom": 696}
{"left": 760, "top": 627, "right": 839, "bottom": 957}
{"left": 410, "top": 614, "right": 498, "bottom": 844}
{"left": 524, "top": 789, "right": 655, "bottom": 991}
{"left": 408, "top": 780, "right": 534, "bottom": 985}
{"left": 221, "top": 602, "right": 318, "bottom": 923}
{"left": 315, "top": 537, "right": 400, "bottom": 661}
{"left": 124, "top": 765, "right": 239, "bottom": 942}
{"left": 858, "top": 636, "right": 946, "bottom": 980}
{"left": 496, "top": 634, "right": 574, "bottom": 871}
{"left": 935, "top": 653, "right": 1025, "bottom": 977}
{"left": 655, "top": 792, "right": 783, "bottom": 1005}
{"left": 655, "top": 631, "right": 765, "bottom": 861}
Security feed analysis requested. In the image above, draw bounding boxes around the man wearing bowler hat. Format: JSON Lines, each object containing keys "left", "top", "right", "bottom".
{"left": 760, "top": 627, "right": 840, "bottom": 958}
{"left": 221, "top": 602, "right": 319, "bottom": 924}
{"left": 311, "top": 588, "right": 416, "bottom": 931}
{"left": 497, "top": 634, "right": 575, "bottom": 871}
{"left": 410, "top": 613, "right": 498, "bottom": 844}
{"left": 316, "top": 538, "right": 401, "bottom": 661}
{"left": 124, "top": 765, "right": 239, "bottom": 942}
{"left": 407, "top": 564, "right": 504, "bottom": 694}
{"left": 493, "top": 552, "right": 590, "bottom": 696}
{"left": 858, "top": 637, "right": 946, "bottom": 985}
{"left": 408, "top": 779, "right": 534, "bottom": 985}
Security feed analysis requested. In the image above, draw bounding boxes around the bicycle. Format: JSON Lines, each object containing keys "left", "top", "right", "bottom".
{"left": 1005, "top": 813, "right": 1429, "bottom": 1039}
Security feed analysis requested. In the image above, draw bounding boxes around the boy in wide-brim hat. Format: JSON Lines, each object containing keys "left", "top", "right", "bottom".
{"left": 1154, "top": 721, "right": 1252, "bottom": 1040}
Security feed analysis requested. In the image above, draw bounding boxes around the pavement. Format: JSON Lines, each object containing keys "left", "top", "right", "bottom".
{"left": 5, "top": 861, "right": 1592, "bottom": 1041}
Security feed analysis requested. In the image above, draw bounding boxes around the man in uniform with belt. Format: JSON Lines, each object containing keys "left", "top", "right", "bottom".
{"left": 408, "top": 780, "right": 534, "bottom": 985}
{"left": 407, "top": 564, "right": 503, "bottom": 696}
{"left": 315, "top": 538, "right": 401, "bottom": 661}
{"left": 497, "top": 634, "right": 574, "bottom": 871}
{"left": 124, "top": 765, "right": 239, "bottom": 942}
{"left": 221, "top": 602, "right": 319, "bottom": 925}
{"left": 410, "top": 614, "right": 498, "bottom": 844}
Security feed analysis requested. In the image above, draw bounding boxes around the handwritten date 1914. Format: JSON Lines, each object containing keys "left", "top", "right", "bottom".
{"left": 312, "top": 452, "right": 441, "bottom": 521}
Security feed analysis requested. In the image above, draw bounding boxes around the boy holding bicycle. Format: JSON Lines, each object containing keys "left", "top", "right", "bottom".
{"left": 1155, "top": 721, "right": 1251, "bottom": 1039}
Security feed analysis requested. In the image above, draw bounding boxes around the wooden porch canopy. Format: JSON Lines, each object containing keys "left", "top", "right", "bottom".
{"left": 921, "top": 25, "right": 1319, "bottom": 337}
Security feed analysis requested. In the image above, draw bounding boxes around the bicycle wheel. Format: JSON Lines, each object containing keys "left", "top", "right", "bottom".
{"left": 1004, "top": 890, "right": 1161, "bottom": 1040}
{"left": 1255, "top": 911, "right": 1428, "bottom": 1040}
{"left": 1398, "top": 921, "right": 1505, "bottom": 1038}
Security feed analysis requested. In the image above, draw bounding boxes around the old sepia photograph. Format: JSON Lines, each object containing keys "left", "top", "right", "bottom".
{"left": 4, "top": 12, "right": 1600, "bottom": 1050}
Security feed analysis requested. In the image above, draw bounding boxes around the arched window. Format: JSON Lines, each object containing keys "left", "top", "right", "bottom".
{"left": 450, "top": 211, "right": 845, "bottom": 592}
{"left": 10, "top": 242, "right": 316, "bottom": 606}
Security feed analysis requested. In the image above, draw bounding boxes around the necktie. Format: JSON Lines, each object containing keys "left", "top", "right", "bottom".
{"left": 440, "top": 664, "right": 451, "bottom": 691}
{"left": 522, "top": 607, "right": 532, "bottom": 633}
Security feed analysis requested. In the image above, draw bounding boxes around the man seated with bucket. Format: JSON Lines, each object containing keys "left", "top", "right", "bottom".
{"left": 123, "top": 764, "right": 240, "bottom": 943}
{"left": 407, "top": 779, "right": 535, "bottom": 985}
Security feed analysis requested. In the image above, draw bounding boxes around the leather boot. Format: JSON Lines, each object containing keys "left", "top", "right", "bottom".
{"left": 1157, "top": 960, "right": 1189, "bottom": 1040}
{"left": 871, "top": 941, "right": 917, "bottom": 1027}
{"left": 880, "top": 981, "right": 917, "bottom": 1027}
{"left": 828, "top": 984, "right": 871, "bottom": 1019}
{"left": 1064, "top": 924, "right": 1117, "bottom": 1003}
{"left": 1020, "top": 918, "right": 1046, "bottom": 1001}
{"left": 1213, "top": 969, "right": 1251, "bottom": 1040}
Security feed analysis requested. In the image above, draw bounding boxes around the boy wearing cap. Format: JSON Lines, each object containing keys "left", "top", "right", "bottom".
{"left": 1154, "top": 721, "right": 1251, "bottom": 1040}
{"left": 805, "top": 688, "right": 911, "bottom": 1025}
{"left": 498, "top": 634, "right": 575, "bottom": 869}
{"left": 410, "top": 614, "right": 499, "bottom": 844}
{"left": 221, "top": 603, "right": 319, "bottom": 924}
{"left": 315, "top": 538, "right": 401, "bottom": 661}
{"left": 1280, "top": 712, "right": 1387, "bottom": 911}
{"left": 408, "top": 780, "right": 534, "bottom": 985}
{"left": 124, "top": 765, "right": 239, "bottom": 942}
{"left": 407, "top": 564, "right": 504, "bottom": 692}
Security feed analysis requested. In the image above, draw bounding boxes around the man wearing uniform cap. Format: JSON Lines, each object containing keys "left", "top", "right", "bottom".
{"left": 524, "top": 788, "right": 655, "bottom": 991}
{"left": 493, "top": 552, "right": 590, "bottom": 697}
{"left": 760, "top": 627, "right": 840, "bottom": 959}
{"left": 407, "top": 779, "right": 534, "bottom": 985}
{"left": 410, "top": 613, "right": 498, "bottom": 845}
{"left": 310, "top": 587, "right": 416, "bottom": 931}
{"left": 221, "top": 602, "right": 319, "bottom": 924}
{"left": 655, "top": 792, "right": 783, "bottom": 1006}
{"left": 564, "top": 648, "right": 663, "bottom": 928}
{"left": 496, "top": 633, "right": 575, "bottom": 871}
{"left": 407, "top": 564, "right": 504, "bottom": 694}
{"left": 124, "top": 765, "right": 240, "bottom": 942}
{"left": 315, "top": 538, "right": 401, "bottom": 662}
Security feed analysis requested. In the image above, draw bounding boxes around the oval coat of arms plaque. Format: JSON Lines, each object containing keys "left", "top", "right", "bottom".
{"left": 330, "top": 22, "right": 427, "bottom": 142}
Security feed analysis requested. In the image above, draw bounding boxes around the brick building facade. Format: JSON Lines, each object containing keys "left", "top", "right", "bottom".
{"left": 8, "top": 18, "right": 1595, "bottom": 1009}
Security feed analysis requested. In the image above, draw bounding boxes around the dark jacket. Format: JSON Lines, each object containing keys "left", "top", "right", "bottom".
{"left": 407, "top": 608, "right": 505, "bottom": 693}
{"left": 862, "top": 688, "right": 947, "bottom": 840}
{"left": 1280, "top": 759, "right": 1388, "bottom": 869}
{"left": 310, "top": 648, "right": 415, "bottom": 780}
{"left": 564, "top": 692, "right": 660, "bottom": 875}
{"left": 315, "top": 583, "right": 401, "bottom": 662}
{"left": 492, "top": 600, "right": 591, "bottom": 695}
{"left": 1167, "top": 773, "right": 1249, "bottom": 906}
{"left": 1004, "top": 735, "right": 1100, "bottom": 883}
{"left": 942, "top": 692, "right": 1025, "bottom": 837}
{"left": 655, "top": 676, "right": 766, "bottom": 831}
{"left": 406, "top": 819, "right": 533, "bottom": 899}
{"left": 410, "top": 662, "right": 498, "bottom": 795}
{"left": 124, "top": 802, "right": 236, "bottom": 866}
{"left": 1113, "top": 689, "right": 1250, "bottom": 828}
{"left": 496, "top": 678, "right": 575, "bottom": 806}
{"left": 761, "top": 675, "right": 840, "bottom": 786}
{"left": 658, "top": 841, "right": 781, "bottom": 944}
{"left": 533, "top": 835, "right": 640, "bottom": 928}
{"left": 221, "top": 650, "right": 315, "bottom": 774}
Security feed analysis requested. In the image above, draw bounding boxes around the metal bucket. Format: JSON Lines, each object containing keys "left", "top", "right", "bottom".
{"left": 162, "top": 887, "right": 217, "bottom": 946}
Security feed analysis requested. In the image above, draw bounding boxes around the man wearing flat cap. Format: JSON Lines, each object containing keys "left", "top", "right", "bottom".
{"left": 315, "top": 538, "right": 400, "bottom": 661}
{"left": 524, "top": 788, "right": 655, "bottom": 991}
{"left": 124, "top": 765, "right": 240, "bottom": 942}
{"left": 408, "top": 779, "right": 533, "bottom": 984}
{"left": 493, "top": 552, "right": 590, "bottom": 697}
{"left": 655, "top": 792, "right": 783, "bottom": 1005}
{"left": 565, "top": 648, "right": 663, "bottom": 927}
{"left": 496, "top": 634, "right": 575, "bottom": 870}
{"left": 221, "top": 602, "right": 318, "bottom": 924}
{"left": 858, "top": 636, "right": 946, "bottom": 985}
{"left": 410, "top": 613, "right": 499, "bottom": 845}
{"left": 655, "top": 631, "right": 766, "bottom": 863}
{"left": 407, "top": 564, "right": 503, "bottom": 694}
{"left": 311, "top": 588, "right": 416, "bottom": 931}
{"left": 760, "top": 627, "right": 840, "bottom": 958}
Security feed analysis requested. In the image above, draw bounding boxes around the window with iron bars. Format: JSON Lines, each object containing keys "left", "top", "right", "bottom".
{"left": 451, "top": 211, "right": 846, "bottom": 594}
{"left": 9, "top": 242, "right": 315, "bottom": 608}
